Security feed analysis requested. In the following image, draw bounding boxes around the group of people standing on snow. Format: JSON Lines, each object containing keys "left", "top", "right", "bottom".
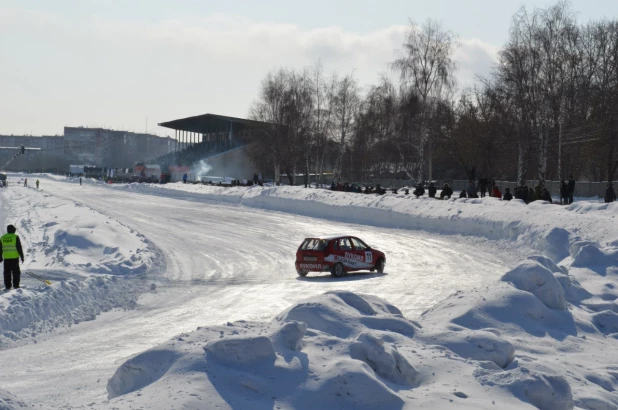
{"left": 337, "top": 175, "right": 616, "bottom": 205}
{"left": 21, "top": 178, "right": 40, "bottom": 188}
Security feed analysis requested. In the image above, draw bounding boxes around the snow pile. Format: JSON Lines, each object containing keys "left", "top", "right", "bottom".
{"left": 105, "top": 291, "right": 576, "bottom": 409}
{"left": 0, "top": 276, "right": 138, "bottom": 346}
{"left": 4, "top": 188, "right": 161, "bottom": 275}
{"left": 501, "top": 260, "right": 567, "bottom": 310}
{"left": 0, "top": 389, "right": 31, "bottom": 409}
{"left": 0, "top": 186, "right": 162, "bottom": 346}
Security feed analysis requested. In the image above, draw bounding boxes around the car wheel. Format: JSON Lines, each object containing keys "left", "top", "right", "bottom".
{"left": 331, "top": 262, "right": 345, "bottom": 278}
{"left": 296, "top": 268, "right": 308, "bottom": 277}
{"left": 375, "top": 258, "right": 385, "bottom": 274}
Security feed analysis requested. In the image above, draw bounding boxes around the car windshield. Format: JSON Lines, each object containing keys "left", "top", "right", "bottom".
{"left": 300, "top": 238, "right": 329, "bottom": 251}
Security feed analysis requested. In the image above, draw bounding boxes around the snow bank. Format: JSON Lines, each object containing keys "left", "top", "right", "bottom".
{"left": 4, "top": 188, "right": 161, "bottom": 276}
{"left": 474, "top": 366, "right": 573, "bottom": 410}
{"left": 106, "top": 291, "right": 573, "bottom": 409}
{"left": 0, "top": 276, "right": 138, "bottom": 346}
{"left": 0, "top": 186, "right": 162, "bottom": 346}
{"left": 0, "top": 389, "right": 31, "bottom": 409}
{"left": 501, "top": 260, "right": 567, "bottom": 310}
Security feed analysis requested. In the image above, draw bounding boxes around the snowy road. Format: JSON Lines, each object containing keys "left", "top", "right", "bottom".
{"left": 0, "top": 179, "right": 521, "bottom": 408}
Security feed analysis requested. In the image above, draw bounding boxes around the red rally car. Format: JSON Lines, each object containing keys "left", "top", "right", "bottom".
{"left": 295, "top": 235, "right": 386, "bottom": 278}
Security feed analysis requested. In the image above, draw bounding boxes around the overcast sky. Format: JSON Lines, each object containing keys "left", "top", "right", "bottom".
{"left": 0, "top": 0, "right": 615, "bottom": 137}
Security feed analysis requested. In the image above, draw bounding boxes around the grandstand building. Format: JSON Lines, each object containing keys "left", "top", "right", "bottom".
{"left": 156, "top": 113, "right": 263, "bottom": 181}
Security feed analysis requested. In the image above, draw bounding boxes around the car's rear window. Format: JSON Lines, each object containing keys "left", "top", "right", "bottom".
{"left": 299, "top": 238, "right": 329, "bottom": 251}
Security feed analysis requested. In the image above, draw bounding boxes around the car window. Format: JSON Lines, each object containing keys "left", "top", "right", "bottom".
{"left": 339, "top": 238, "right": 352, "bottom": 251}
{"left": 300, "top": 238, "right": 328, "bottom": 251}
{"left": 351, "top": 238, "right": 368, "bottom": 251}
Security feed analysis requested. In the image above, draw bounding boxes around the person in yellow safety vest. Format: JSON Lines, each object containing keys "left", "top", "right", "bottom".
{"left": 0, "top": 225, "right": 25, "bottom": 290}
{"left": 36, "top": 179, "right": 39, "bottom": 189}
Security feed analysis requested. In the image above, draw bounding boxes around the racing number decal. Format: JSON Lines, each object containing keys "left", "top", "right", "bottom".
{"left": 365, "top": 251, "right": 372, "bottom": 264}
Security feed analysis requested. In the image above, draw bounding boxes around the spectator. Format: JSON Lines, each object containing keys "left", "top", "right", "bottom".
{"left": 534, "top": 184, "right": 542, "bottom": 201}
{"left": 459, "top": 190, "right": 467, "bottom": 199}
{"left": 330, "top": 181, "right": 336, "bottom": 191}
{"left": 413, "top": 183, "right": 425, "bottom": 197}
{"left": 503, "top": 187, "right": 513, "bottom": 201}
{"left": 492, "top": 185, "right": 501, "bottom": 198}
{"left": 428, "top": 183, "right": 437, "bottom": 198}
{"left": 253, "top": 173, "right": 258, "bottom": 185}
{"left": 440, "top": 183, "right": 453, "bottom": 200}
{"left": 478, "top": 178, "right": 488, "bottom": 198}
{"left": 541, "top": 187, "right": 553, "bottom": 203}
{"left": 528, "top": 187, "right": 534, "bottom": 203}
{"left": 606, "top": 183, "right": 616, "bottom": 203}
{"left": 568, "top": 175, "right": 575, "bottom": 204}
{"left": 258, "top": 173, "right": 263, "bottom": 185}
{"left": 467, "top": 181, "right": 478, "bottom": 198}
{"left": 560, "top": 181, "right": 569, "bottom": 205}
{"left": 182, "top": 173, "right": 188, "bottom": 184}
{"left": 404, "top": 189, "right": 409, "bottom": 195}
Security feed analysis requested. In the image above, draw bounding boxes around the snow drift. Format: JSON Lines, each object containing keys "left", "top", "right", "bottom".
{"left": 106, "top": 291, "right": 576, "bottom": 409}
{"left": 0, "top": 185, "right": 163, "bottom": 347}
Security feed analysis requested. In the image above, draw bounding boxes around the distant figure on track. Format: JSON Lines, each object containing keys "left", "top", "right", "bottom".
{"left": 0, "top": 224, "right": 25, "bottom": 290}
{"left": 80, "top": 177, "right": 82, "bottom": 186}
{"left": 23, "top": 178, "right": 27, "bottom": 187}
{"left": 36, "top": 179, "right": 39, "bottom": 189}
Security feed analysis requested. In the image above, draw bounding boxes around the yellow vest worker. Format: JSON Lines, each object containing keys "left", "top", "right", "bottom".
{"left": 0, "top": 224, "right": 25, "bottom": 290}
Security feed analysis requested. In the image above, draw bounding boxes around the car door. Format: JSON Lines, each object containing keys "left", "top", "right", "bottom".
{"left": 350, "top": 237, "right": 373, "bottom": 268}
{"left": 336, "top": 237, "right": 358, "bottom": 270}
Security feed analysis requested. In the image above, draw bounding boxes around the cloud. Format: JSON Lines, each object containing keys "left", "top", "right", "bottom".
{"left": 0, "top": 8, "right": 499, "bottom": 135}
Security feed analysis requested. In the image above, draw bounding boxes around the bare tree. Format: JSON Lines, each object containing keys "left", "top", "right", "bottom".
{"left": 330, "top": 73, "right": 360, "bottom": 184}
{"left": 249, "top": 68, "right": 313, "bottom": 185}
{"left": 392, "top": 19, "right": 459, "bottom": 182}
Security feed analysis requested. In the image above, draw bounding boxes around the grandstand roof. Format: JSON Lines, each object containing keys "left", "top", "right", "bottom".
{"left": 158, "top": 113, "right": 265, "bottom": 133}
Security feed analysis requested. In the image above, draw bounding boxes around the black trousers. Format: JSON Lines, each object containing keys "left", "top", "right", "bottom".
{"left": 3, "top": 259, "right": 21, "bottom": 289}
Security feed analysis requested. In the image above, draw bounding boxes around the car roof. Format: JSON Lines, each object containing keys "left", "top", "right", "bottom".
{"left": 304, "top": 234, "right": 353, "bottom": 240}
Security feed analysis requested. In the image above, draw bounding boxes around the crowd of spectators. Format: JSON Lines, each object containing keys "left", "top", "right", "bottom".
{"left": 327, "top": 175, "right": 616, "bottom": 204}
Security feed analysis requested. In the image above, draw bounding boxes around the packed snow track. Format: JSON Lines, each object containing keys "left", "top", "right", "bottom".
{"left": 0, "top": 177, "right": 518, "bottom": 408}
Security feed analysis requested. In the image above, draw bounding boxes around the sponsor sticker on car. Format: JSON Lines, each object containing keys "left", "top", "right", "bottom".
{"left": 304, "top": 256, "right": 317, "bottom": 261}
{"left": 300, "top": 263, "right": 322, "bottom": 269}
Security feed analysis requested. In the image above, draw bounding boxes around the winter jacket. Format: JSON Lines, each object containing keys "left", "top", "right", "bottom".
{"left": 568, "top": 179, "right": 575, "bottom": 195}
{"left": 534, "top": 185, "right": 542, "bottom": 201}
{"left": 503, "top": 192, "right": 513, "bottom": 201}
{"left": 606, "top": 186, "right": 616, "bottom": 203}
{"left": 467, "top": 184, "right": 477, "bottom": 198}
{"left": 440, "top": 186, "right": 453, "bottom": 199}
{"left": 492, "top": 186, "right": 501, "bottom": 198}
{"left": 541, "top": 190, "right": 552, "bottom": 203}
{"left": 428, "top": 185, "right": 437, "bottom": 198}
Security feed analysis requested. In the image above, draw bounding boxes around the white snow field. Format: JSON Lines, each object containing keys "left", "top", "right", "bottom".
{"left": 0, "top": 175, "right": 616, "bottom": 409}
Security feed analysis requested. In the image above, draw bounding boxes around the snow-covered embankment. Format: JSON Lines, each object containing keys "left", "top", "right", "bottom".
{"left": 0, "top": 186, "right": 163, "bottom": 346}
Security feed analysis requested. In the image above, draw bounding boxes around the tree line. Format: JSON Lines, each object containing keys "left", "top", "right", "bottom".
{"left": 247, "top": 2, "right": 618, "bottom": 187}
